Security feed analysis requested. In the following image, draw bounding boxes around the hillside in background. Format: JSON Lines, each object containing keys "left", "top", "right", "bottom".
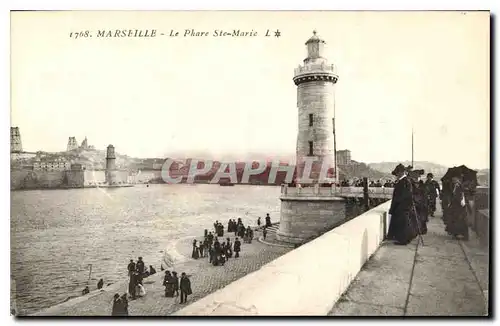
{"left": 368, "top": 161, "right": 449, "bottom": 179}
{"left": 476, "top": 169, "right": 490, "bottom": 186}
{"left": 13, "top": 150, "right": 489, "bottom": 186}
{"left": 14, "top": 149, "right": 142, "bottom": 170}
{"left": 338, "top": 161, "right": 392, "bottom": 181}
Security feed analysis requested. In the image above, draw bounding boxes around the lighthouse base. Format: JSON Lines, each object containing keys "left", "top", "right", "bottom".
{"left": 276, "top": 195, "right": 346, "bottom": 244}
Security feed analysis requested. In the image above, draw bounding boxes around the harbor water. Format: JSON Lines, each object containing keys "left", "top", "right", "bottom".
{"left": 10, "top": 184, "right": 281, "bottom": 315}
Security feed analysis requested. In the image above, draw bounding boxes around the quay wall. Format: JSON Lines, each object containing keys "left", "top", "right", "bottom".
{"left": 11, "top": 170, "right": 66, "bottom": 190}
{"left": 10, "top": 169, "right": 132, "bottom": 190}
{"left": 174, "top": 200, "right": 392, "bottom": 316}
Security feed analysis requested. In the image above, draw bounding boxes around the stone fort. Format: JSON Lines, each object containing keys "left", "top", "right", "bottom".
{"left": 10, "top": 127, "right": 132, "bottom": 190}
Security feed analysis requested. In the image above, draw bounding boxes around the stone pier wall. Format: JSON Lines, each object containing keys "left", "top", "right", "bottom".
{"left": 174, "top": 201, "right": 392, "bottom": 316}
{"left": 11, "top": 169, "right": 132, "bottom": 190}
{"left": 277, "top": 197, "right": 345, "bottom": 244}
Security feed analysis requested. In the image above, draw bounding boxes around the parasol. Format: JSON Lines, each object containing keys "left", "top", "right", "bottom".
{"left": 456, "top": 165, "right": 478, "bottom": 183}
{"left": 441, "top": 166, "right": 460, "bottom": 181}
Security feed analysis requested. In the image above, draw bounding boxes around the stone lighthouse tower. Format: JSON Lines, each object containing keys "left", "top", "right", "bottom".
{"left": 293, "top": 30, "right": 338, "bottom": 183}
{"left": 105, "top": 144, "right": 116, "bottom": 185}
{"left": 276, "top": 31, "right": 344, "bottom": 245}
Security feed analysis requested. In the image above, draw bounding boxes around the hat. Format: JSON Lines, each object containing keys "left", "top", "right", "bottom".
{"left": 427, "top": 173, "right": 434, "bottom": 178}
{"left": 406, "top": 165, "right": 413, "bottom": 172}
{"left": 391, "top": 164, "right": 406, "bottom": 176}
{"left": 408, "top": 169, "right": 424, "bottom": 179}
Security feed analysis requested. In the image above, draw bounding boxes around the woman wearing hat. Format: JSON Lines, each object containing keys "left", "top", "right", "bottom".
{"left": 446, "top": 175, "right": 469, "bottom": 240}
{"left": 424, "top": 173, "right": 440, "bottom": 217}
{"left": 387, "top": 164, "right": 418, "bottom": 245}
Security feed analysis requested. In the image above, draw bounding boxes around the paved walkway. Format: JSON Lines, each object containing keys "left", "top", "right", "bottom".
{"left": 32, "top": 229, "right": 291, "bottom": 316}
{"left": 329, "top": 204, "right": 489, "bottom": 316}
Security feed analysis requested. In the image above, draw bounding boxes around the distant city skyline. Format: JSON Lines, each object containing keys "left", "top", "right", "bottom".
{"left": 11, "top": 11, "right": 490, "bottom": 169}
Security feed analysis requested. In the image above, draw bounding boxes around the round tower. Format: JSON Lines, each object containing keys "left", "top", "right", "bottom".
{"left": 276, "top": 31, "right": 345, "bottom": 245}
{"left": 106, "top": 144, "right": 116, "bottom": 185}
{"left": 10, "top": 127, "right": 22, "bottom": 152}
{"left": 293, "top": 30, "right": 338, "bottom": 183}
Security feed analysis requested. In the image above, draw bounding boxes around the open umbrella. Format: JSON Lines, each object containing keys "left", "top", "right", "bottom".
{"left": 441, "top": 166, "right": 460, "bottom": 181}
{"left": 456, "top": 165, "right": 478, "bottom": 183}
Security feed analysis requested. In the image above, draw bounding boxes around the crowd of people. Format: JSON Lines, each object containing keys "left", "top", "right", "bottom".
{"left": 110, "top": 256, "right": 188, "bottom": 316}
{"left": 387, "top": 163, "right": 475, "bottom": 245}
{"left": 163, "top": 271, "right": 192, "bottom": 304}
{"left": 190, "top": 213, "right": 273, "bottom": 266}
{"left": 340, "top": 179, "right": 395, "bottom": 188}
{"left": 108, "top": 212, "right": 275, "bottom": 316}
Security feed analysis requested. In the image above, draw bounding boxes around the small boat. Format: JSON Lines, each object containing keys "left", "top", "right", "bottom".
{"left": 219, "top": 182, "right": 235, "bottom": 186}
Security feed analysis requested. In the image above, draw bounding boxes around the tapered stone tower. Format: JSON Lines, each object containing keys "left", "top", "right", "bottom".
{"left": 67, "top": 137, "right": 78, "bottom": 151}
{"left": 106, "top": 144, "right": 117, "bottom": 185}
{"left": 293, "top": 30, "right": 338, "bottom": 182}
{"left": 10, "top": 127, "right": 22, "bottom": 152}
{"left": 276, "top": 31, "right": 345, "bottom": 244}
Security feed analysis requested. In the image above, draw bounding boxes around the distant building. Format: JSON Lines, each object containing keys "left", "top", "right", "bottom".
{"left": 80, "top": 137, "right": 88, "bottom": 149}
{"left": 33, "top": 157, "right": 71, "bottom": 171}
{"left": 79, "top": 136, "right": 95, "bottom": 150}
{"left": 11, "top": 127, "right": 22, "bottom": 152}
{"left": 336, "top": 150, "right": 352, "bottom": 165}
{"left": 67, "top": 137, "right": 78, "bottom": 151}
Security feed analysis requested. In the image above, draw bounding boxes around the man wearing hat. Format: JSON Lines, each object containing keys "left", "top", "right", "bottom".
{"left": 424, "top": 173, "right": 440, "bottom": 217}
{"left": 387, "top": 164, "right": 417, "bottom": 245}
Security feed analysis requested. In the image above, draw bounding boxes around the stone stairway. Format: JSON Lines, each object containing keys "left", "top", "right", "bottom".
{"left": 257, "top": 223, "right": 295, "bottom": 248}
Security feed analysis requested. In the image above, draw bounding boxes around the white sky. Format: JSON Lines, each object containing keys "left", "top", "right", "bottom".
{"left": 10, "top": 11, "right": 490, "bottom": 169}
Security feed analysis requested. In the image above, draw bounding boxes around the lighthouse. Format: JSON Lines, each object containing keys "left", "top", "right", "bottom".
{"left": 276, "top": 31, "right": 345, "bottom": 244}
{"left": 293, "top": 30, "right": 338, "bottom": 183}
{"left": 106, "top": 144, "right": 116, "bottom": 185}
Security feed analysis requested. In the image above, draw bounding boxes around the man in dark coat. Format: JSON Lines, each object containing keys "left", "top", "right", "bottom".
{"left": 265, "top": 213, "right": 272, "bottom": 227}
{"left": 149, "top": 265, "right": 156, "bottom": 275}
{"left": 97, "top": 278, "right": 104, "bottom": 290}
{"left": 424, "top": 173, "right": 440, "bottom": 217}
{"left": 127, "top": 260, "right": 135, "bottom": 277}
{"left": 136, "top": 257, "right": 145, "bottom": 275}
{"left": 387, "top": 164, "right": 418, "bottom": 245}
{"left": 224, "top": 237, "right": 233, "bottom": 258}
{"left": 234, "top": 237, "right": 242, "bottom": 258}
{"left": 128, "top": 273, "right": 137, "bottom": 299}
{"left": 172, "top": 271, "right": 179, "bottom": 297}
{"left": 208, "top": 245, "right": 214, "bottom": 264}
{"left": 207, "top": 232, "right": 214, "bottom": 246}
{"left": 213, "top": 237, "right": 221, "bottom": 255}
{"left": 179, "top": 272, "right": 192, "bottom": 304}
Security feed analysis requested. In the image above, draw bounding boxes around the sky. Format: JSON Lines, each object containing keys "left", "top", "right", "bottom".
{"left": 10, "top": 11, "right": 490, "bottom": 169}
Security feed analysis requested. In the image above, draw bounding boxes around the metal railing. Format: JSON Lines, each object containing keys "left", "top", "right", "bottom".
{"left": 280, "top": 184, "right": 393, "bottom": 198}
{"left": 294, "top": 63, "right": 337, "bottom": 77}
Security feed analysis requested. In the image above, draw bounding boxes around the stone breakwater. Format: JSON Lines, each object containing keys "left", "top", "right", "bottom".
{"left": 10, "top": 169, "right": 132, "bottom": 190}
{"left": 174, "top": 201, "right": 392, "bottom": 316}
{"left": 29, "top": 230, "right": 291, "bottom": 316}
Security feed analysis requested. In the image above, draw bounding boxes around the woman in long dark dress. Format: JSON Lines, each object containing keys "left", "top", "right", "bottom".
{"left": 163, "top": 271, "right": 175, "bottom": 297}
{"left": 119, "top": 294, "right": 129, "bottom": 316}
{"left": 413, "top": 179, "right": 428, "bottom": 235}
{"left": 111, "top": 294, "right": 121, "bottom": 316}
{"left": 387, "top": 164, "right": 418, "bottom": 245}
{"left": 446, "top": 176, "right": 469, "bottom": 240}
{"left": 191, "top": 240, "right": 199, "bottom": 259}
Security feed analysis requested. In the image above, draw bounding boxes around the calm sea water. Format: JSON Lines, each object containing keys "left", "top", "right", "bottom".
{"left": 10, "top": 184, "right": 281, "bottom": 315}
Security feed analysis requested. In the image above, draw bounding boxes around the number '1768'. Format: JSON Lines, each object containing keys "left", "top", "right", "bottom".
{"left": 69, "top": 31, "right": 91, "bottom": 39}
